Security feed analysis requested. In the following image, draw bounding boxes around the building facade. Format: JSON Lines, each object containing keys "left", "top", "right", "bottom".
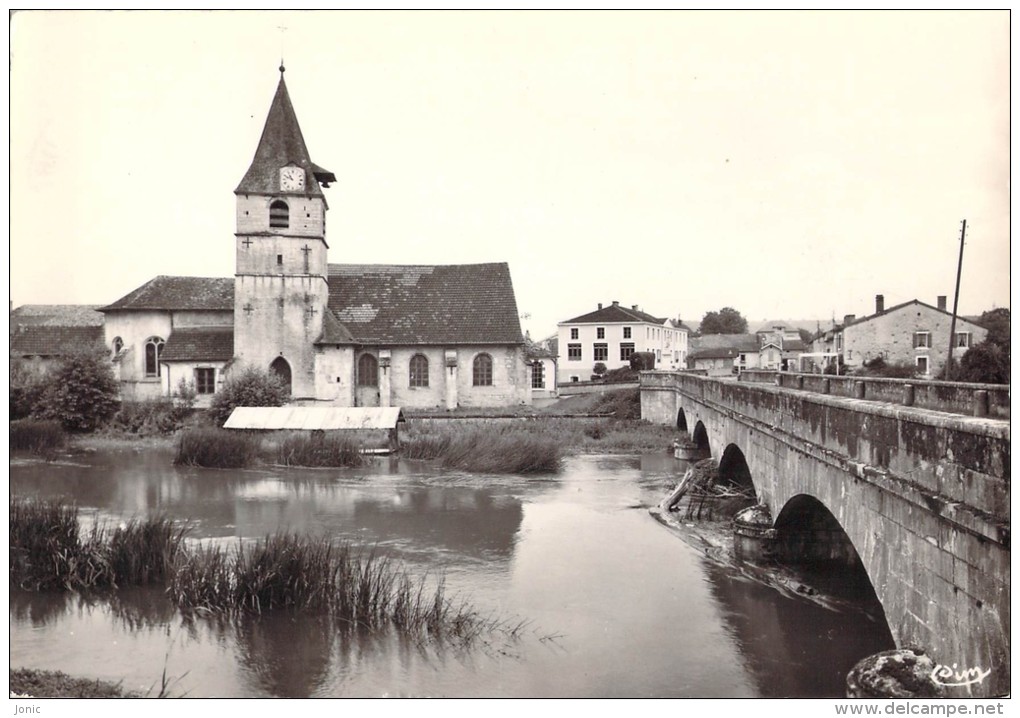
{"left": 556, "top": 301, "right": 688, "bottom": 384}
{"left": 92, "top": 68, "right": 531, "bottom": 409}
{"left": 810, "top": 295, "right": 989, "bottom": 377}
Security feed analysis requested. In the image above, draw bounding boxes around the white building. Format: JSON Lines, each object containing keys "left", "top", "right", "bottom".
{"left": 556, "top": 301, "right": 688, "bottom": 384}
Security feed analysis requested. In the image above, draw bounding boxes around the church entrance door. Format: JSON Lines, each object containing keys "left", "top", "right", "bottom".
{"left": 270, "top": 357, "right": 292, "bottom": 397}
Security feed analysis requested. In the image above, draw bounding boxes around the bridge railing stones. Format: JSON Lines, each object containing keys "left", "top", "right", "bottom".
{"left": 639, "top": 369, "right": 1010, "bottom": 697}
{"left": 735, "top": 370, "right": 1009, "bottom": 419}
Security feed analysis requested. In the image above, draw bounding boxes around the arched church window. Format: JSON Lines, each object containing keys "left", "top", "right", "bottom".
{"left": 357, "top": 353, "right": 378, "bottom": 387}
{"left": 112, "top": 336, "right": 123, "bottom": 356}
{"left": 409, "top": 354, "right": 429, "bottom": 388}
{"left": 144, "top": 337, "right": 165, "bottom": 378}
{"left": 269, "top": 199, "right": 289, "bottom": 229}
{"left": 473, "top": 353, "right": 493, "bottom": 386}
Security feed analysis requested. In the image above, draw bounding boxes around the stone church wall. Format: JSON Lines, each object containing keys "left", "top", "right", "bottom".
{"left": 455, "top": 345, "right": 531, "bottom": 408}
{"left": 314, "top": 346, "right": 355, "bottom": 405}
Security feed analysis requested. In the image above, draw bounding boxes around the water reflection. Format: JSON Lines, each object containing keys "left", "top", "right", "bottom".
{"left": 10, "top": 450, "right": 897, "bottom": 697}
{"left": 234, "top": 613, "right": 335, "bottom": 697}
{"left": 701, "top": 553, "right": 895, "bottom": 697}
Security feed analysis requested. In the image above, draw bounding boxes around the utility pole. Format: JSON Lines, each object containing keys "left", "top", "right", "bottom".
{"left": 945, "top": 219, "right": 967, "bottom": 379}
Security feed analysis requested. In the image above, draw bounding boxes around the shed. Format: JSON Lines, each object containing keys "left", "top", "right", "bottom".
{"left": 224, "top": 406, "right": 406, "bottom": 452}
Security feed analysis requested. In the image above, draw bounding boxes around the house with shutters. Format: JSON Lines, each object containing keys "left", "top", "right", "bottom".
{"left": 90, "top": 66, "right": 530, "bottom": 409}
{"left": 829, "top": 294, "right": 988, "bottom": 377}
{"left": 556, "top": 301, "right": 688, "bottom": 384}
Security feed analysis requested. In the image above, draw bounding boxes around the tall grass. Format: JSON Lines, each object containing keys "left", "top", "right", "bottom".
{"left": 11, "top": 498, "right": 517, "bottom": 643}
{"left": 9, "top": 499, "right": 185, "bottom": 591}
{"left": 400, "top": 424, "right": 561, "bottom": 474}
{"left": 9, "top": 419, "right": 67, "bottom": 455}
{"left": 169, "top": 534, "right": 508, "bottom": 641}
{"left": 276, "top": 432, "right": 365, "bottom": 468}
{"left": 174, "top": 428, "right": 260, "bottom": 468}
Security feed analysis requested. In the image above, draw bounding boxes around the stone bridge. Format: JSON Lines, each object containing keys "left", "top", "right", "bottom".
{"left": 640, "top": 370, "right": 1010, "bottom": 697}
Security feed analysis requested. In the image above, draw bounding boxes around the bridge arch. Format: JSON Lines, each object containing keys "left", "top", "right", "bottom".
{"left": 773, "top": 495, "right": 888, "bottom": 611}
{"left": 718, "top": 444, "right": 756, "bottom": 498}
{"left": 676, "top": 407, "right": 688, "bottom": 433}
{"left": 691, "top": 421, "right": 710, "bottom": 456}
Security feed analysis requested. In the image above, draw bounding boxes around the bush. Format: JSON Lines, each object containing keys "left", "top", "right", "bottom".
{"left": 10, "top": 419, "right": 67, "bottom": 455}
{"left": 948, "top": 342, "right": 1009, "bottom": 384}
{"left": 10, "top": 362, "right": 47, "bottom": 420}
{"left": 110, "top": 398, "right": 192, "bottom": 436}
{"left": 174, "top": 428, "right": 261, "bottom": 468}
{"left": 589, "top": 388, "right": 641, "bottom": 419}
{"left": 210, "top": 366, "right": 289, "bottom": 427}
{"left": 856, "top": 357, "right": 916, "bottom": 379}
{"left": 630, "top": 352, "right": 655, "bottom": 371}
{"left": 34, "top": 352, "right": 120, "bottom": 432}
{"left": 604, "top": 366, "right": 638, "bottom": 382}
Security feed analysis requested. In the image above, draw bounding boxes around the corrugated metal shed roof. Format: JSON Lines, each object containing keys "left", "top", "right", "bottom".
{"left": 224, "top": 406, "right": 405, "bottom": 431}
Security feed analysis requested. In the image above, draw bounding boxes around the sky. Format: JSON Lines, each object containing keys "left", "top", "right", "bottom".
{"left": 9, "top": 10, "right": 1010, "bottom": 340}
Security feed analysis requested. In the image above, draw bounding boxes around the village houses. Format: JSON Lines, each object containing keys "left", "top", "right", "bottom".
{"left": 556, "top": 301, "right": 689, "bottom": 384}
{"left": 811, "top": 294, "right": 988, "bottom": 377}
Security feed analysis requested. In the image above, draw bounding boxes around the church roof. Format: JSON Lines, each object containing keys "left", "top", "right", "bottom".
{"left": 10, "top": 304, "right": 105, "bottom": 327}
{"left": 235, "top": 73, "right": 333, "bottom": 197}
{"left": 10, "top": 325, "right": 105, "bottom": 357}
{"left": 160, "top": 326, "right": 234, "bottom": 362}
{"left": 317, "top": 309, "right": 357, "bottom": 345}
{"left": 325, "top": 263, "right": 524, "bottom": 345}
{"left": 99, "top": 276, "right": 234, "bottom": 312}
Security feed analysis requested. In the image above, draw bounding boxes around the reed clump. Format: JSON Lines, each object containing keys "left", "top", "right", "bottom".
{"left": 174, "top": 428, "right": 260, "bottom": 468}
{"left": 11, "top": 498, "right": 516, "bottom": 643}
{"left": 401, "top": 424, "right": 561, "bottom": 474}
{"left": 276, "top": 432, "right": 366, "bottom": 468}
{"left": 9, "top": 499, "right": 185, "bottom": 591}
{"left": 9, "top": 419, "right": 67, "bottom": 455}
{"left": 169, "top": 534, "right": 505, "bottom": 640}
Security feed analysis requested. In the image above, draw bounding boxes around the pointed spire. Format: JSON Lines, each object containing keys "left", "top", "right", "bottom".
{"left": 235, "top": 69, "right": 333, "bottom": 196}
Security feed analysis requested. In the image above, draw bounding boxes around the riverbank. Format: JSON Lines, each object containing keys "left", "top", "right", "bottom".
{"left": 66, "top": 415, "right": 679, "bottom": 459}
{"left": 10, "top": 668, "right": 137, "bottom": 698}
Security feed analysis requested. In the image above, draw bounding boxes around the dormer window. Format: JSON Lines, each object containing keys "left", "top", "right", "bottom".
{"left": 269, "top": 199, "right": 289, "bottom": 229}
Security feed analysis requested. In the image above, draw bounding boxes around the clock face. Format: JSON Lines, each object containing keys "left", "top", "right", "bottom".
{"left": 280, "top": 166, "right": 305, "bottom": 191}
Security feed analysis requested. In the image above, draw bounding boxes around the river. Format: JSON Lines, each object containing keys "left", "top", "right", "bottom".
{"left": 9, "top": 449, "right": 894, "bottom": 698}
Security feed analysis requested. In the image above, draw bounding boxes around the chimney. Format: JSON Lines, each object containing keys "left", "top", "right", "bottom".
{"left": 598, "top": 303, "right": 603, "bottom": 310}
{"left": 612, "top": 300, "right": 619, "bottom": 307}
{"left": 875, "top": 294, "right": 885, "bottom": 314}
{"left": 843, "top": 314, "right": 856, "bottom": 326}
{"left": 937, "top": 295, "right": 947, "bottom": 311}
{"left": 632, "top": 305, "right": 638, "bottom": 311}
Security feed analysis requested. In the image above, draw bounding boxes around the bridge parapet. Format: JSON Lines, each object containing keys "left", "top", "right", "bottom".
{"left": 640, "top": 369, "right": 1010, "bottom": 695}
{"left": 737, "top": 370, "right": 1009, "bottom": 419}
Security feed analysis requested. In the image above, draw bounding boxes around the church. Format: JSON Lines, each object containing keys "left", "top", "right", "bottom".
{"left": 97, "top": 67, "right": 531, "bottom": 409}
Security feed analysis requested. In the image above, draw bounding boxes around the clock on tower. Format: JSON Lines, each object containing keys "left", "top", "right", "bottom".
{"left": 280, "top": 166, "right": 305, "bottom": 192}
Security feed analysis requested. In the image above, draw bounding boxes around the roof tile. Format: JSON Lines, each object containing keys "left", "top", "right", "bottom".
{"left": 160, "top": 327, "right": 234, "bottom": 362}
{"left": 100, "top": 276, "right": 234, "bottom": 312}
{"left": 326, "top": 263, "right": 523, "bottom": 345}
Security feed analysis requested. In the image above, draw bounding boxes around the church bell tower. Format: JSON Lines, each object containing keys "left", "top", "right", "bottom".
{"left": 233, "top": 65, "right": 335, "bottom": 398}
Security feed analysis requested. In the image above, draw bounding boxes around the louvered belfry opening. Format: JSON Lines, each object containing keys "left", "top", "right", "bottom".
{"left": 269, "top": 199, "right": 289, "bottom": 228}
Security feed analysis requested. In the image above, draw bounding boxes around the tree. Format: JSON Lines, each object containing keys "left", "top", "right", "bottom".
{"left": 977, "top": 307, "right": 1010, "bottom": 349}
{"left": 944, "top": 308, "right": 1010, "bottom": 383}
{"left": 630, "top": 352, "right": 656, "bottom": 371}
{"left": 954, "top": 342, "right": 1008, "bottom": 384}
{"left": 699, "top": 307, "right": 748, "bottom": 335}
{"left": 210, "top": 366, "right": 289, "bottom": 427}
{"left": 35, "top": 351, "right": 121, "bottom": 431}
{"left": 10, "top": 360, "right": 47, "bottom": 420}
